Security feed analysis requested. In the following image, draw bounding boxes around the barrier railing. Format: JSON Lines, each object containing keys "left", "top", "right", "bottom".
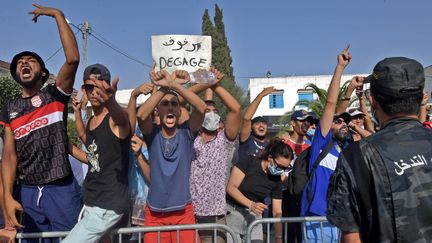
{"left": 16, "top": 223, "right": 239, "bottom": 243}
{"left": 246, "top": 216, "right": 328, "bottom": 243}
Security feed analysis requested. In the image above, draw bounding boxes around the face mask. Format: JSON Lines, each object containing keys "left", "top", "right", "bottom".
{"left": 202, "top": 111, "right": 220, "bottom": 132}
{"left": 267, "top": 162, "right": 284, "bottom": 176}
{"left": 306, "top": 128, "right": 316, "bottom": 138}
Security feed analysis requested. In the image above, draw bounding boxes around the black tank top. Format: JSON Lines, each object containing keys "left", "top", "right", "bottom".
{"left": 83, "top": 114, "right": 130, "bottom": 213}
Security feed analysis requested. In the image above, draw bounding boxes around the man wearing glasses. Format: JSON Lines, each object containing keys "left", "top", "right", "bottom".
{"left": 300, "top": 46, "right": 353, "bottom": 243}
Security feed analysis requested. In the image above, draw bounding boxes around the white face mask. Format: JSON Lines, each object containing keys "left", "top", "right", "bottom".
{"left": 202, "top": 111, "right": 220, "bottom": 131}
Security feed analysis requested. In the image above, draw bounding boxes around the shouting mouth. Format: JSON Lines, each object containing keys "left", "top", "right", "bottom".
{"left": 21, "top": 67, "right": 32, "bottom": 79}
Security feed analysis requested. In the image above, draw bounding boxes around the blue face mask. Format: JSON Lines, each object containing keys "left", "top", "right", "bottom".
{"left": 307, "top": 128, "right": 316, "bottom": 138}
{"left": 267, "top": 163, "right": 284, "bottom": 176}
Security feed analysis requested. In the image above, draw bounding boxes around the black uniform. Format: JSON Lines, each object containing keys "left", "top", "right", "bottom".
{"left": 327, "top": 117, "right": 432, "bottom": 242}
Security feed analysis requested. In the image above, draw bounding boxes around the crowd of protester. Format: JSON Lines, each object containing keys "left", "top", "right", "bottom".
{"left": 1, "top": 3, "right": 432, "bottom": 243}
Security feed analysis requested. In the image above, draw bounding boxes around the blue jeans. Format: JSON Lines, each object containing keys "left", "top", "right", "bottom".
{"left": 303, "top": 221, "right": 339, "bottom": 243}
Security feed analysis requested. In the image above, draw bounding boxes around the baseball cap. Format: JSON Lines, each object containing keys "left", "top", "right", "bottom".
{"left": 251, "top": 116, "right": 267, "bottom": 125}
{"left": 291, "top": 110, "right": 313, "bottom": 121}
{"left": 334, "top": 112, "right": 351, "bottom": 124}
{"left": 364, "top": 57, "right": 424, "bottom": 97}
{"left": 346, "top": 107, "right": 365, "bottom": 117}
{"left": 10, "top": 51, "right": 50, "bottom": 84}
{"left": 308, "top": 111, "right": 320, "bottom": 125}
{"left": 83, "top": 64, "right": 111, "bottom": 84}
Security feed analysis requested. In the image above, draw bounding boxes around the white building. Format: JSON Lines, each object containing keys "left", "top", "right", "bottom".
{"left": 248, "top": 73, "right": 369, "bottom": 133}
{"left": 115, "top": 89, "right": 151, "bottom": 108}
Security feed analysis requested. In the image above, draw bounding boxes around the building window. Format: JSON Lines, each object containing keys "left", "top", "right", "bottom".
{"left": 297, "top": 89, "right": 314, "bottom": 109}
{"left": 269, "top": 91, "right": 284, "bottom": 109}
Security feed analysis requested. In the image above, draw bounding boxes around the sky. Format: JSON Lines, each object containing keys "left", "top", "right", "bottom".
{"left": 1, "top": 0, "right": 432, "bottom": 91}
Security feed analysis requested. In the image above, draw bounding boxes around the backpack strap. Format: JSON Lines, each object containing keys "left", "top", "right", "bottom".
{"left": 307, "top": 139, "right": 335, "bottom": 203}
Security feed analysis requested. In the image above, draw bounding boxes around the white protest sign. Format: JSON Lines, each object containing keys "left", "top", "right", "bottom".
{"left": 152, "top": 35, "right": 212, "bottom": 74}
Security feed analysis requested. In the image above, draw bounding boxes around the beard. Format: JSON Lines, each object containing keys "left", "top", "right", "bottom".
{"left": 334, "top": 126, "right": 351, "bottom": 142}
{"left": 16, "top": 72, "right": 41, "bottom": 89}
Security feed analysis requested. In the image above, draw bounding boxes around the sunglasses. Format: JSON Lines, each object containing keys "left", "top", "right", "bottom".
{"left": 333, "top": 118, "right": 346, "bottom": 125}
{"left": 82, "top": 84, "right": 96, "bottom": 92}
{"left": 159, "top": 100, "right": 179, "bottom": 107}
{"left": 273, "top": 158, "right": 288, "bottom": 170}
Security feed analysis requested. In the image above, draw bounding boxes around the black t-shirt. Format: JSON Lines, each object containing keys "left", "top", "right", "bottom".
{"left": 83, "top": 114, "right": 131, "bottom": 213}
{"left": 0, "top": 84, "right": 72, "bottom": 185}
{"left": 228, "top": 155, "right": 282, "bottom": 205}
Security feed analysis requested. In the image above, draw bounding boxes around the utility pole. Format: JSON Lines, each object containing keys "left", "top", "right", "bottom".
{"left": 81, "top": 21, "right": 91, "bottom": 69}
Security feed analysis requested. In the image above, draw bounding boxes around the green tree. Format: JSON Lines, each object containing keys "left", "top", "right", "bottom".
{"left": 67, "top": 117, "right": 79, "bottom": 146}
{"left": 202, "top": 5, "right": 247, "bottom": 119}
{"left": 0, "top": 76, "right": 22, "bottom": 136}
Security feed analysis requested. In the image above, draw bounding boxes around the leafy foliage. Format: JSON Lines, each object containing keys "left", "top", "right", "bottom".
{"left": 202, "top": 5, "right": 248, "bottom": 119}
{"left": 0, "top": 76, "right": 21, "bottom": 137}
{"left": 279, "top": 80, "right": 352, "bottom": 125}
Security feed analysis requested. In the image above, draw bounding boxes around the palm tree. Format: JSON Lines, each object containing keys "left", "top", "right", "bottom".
{"left": 279, "top": 80, "right": 353, "bottom": 125}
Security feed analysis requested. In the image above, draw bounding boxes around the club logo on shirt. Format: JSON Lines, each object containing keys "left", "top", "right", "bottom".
{"left": 31, "top": 96, "right": 42, "bottom": 108}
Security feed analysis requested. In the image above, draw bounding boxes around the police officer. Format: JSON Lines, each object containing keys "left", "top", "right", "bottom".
{"left": 327, "top": 57, "right": 432, "bottom": 242}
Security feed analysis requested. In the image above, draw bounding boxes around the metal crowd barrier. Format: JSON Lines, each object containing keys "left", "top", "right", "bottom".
{"left": 16, "top": 223, "right": 239, "bottom": 243}
{"left": 246, "top": 216, "right": 328, "bottom": 243}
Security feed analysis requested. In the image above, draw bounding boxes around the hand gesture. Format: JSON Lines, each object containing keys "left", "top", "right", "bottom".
{"left": 209, "top": 66, "right": 224, "bottom": 86}
{"left": 171, "top": 70, "right": 190, "bottom": 85}
{"left": 250, "top": 201, "right": 268, "bottom": 215}
{"left": 92, "top": 77, "right": 119, "bottom": 105}
{"left": 337, "top": 44, "right": 352, "bottom": 67}
{"left": 5, "top": 197, "right": 24, "bottom": 228}
{"left": 71, "top": 97, "right": 81, "bottom": 113}
{"left": 131, "top": 135, "right": 144, "bottom": 156}
{"left": 29, "top": 3, "right": 62, "bottom": 23}
{"left": 259, "top": 86, "right": 277, "bottom": 97}
{"left": 0, "top": 228, "right": 17, "bottom": 243}
{"left": 72, "top": 89, "right": 86, "bottom": 112}
{"left": 348, "top": 121, "right": 357, "bottom": 129}
{"left": 349, "top": 76, "right": 364, "bottom": 90}
{"left": 150, "top": 70, "right": 174, "bottom": 88}
{"left": 131, "top": 83, "right": 154, "bottom": 98}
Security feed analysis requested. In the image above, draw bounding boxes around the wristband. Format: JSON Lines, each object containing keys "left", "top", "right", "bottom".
{"left": 275, "top": 235, "right": 282, "bottom": 240}
{"left": 158, "top": 87, "right": 171, "bottom": 93}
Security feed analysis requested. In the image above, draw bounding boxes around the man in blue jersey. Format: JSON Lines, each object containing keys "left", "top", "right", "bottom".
{"left": 300, "top": 46, "right": 353, "bottom": 243}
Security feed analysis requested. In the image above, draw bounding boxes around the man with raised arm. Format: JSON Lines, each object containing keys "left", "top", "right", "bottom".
{"left": 137, "top": 70, "right": 206, "bottom": 243}
{"left": 238, "top": 86, "right": 277, "bottom": 163}
{"left": 300, "top": 46, "right": 352, "bottom": 243}
{"left": 62, "top": 64, "right": 131, "bottom": 243}
{"left": 0, "top": 4, "right": 81, "bottom": 238}
{"left": 189, "top": 68, "right": 241, "bottom": 243}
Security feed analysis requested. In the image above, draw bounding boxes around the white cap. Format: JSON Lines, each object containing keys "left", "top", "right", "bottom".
{"left": 346, "top": 107, "right": 365, "bottom": 117}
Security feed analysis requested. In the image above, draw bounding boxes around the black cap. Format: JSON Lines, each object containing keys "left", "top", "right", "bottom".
{"left": 365, "top": 57, "right": 424, "bottom": 96}
{"left": 291, "top": 110, "right": 313, "bottom": 121}
{"left": 308, "top": 111, "right": 319, "bottom": 125}
{"left": 334, "top": 112, "right": 351, "bottom": 124}
{"left": 10, "top": 51, "right": 49, "bottom": 84}
{"left": 83, "top": 64, "right": 111, "bottom": 84}
{"left": 251, "top": 116, "right": 267, "bottom": 125}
